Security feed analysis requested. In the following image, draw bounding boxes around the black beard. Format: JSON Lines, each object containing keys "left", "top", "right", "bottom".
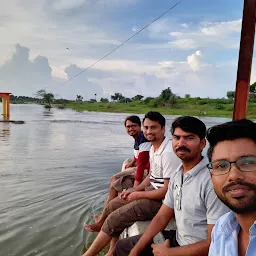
{"left": 217, "top": 192, "right": 256, "bottom": 214}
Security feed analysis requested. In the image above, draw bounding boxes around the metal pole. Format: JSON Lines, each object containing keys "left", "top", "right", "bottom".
{"left": 233, "top": 0, "right": 256, "bottom": 120}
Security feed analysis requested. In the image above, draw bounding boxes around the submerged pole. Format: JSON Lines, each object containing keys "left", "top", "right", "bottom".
{"left": 233, "top": 0, "right": 256, "bottom": 120}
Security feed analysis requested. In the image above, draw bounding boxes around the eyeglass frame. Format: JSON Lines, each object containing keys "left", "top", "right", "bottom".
{"left": 207, "top": 155, "right": 256, "bottom": 176}
{"left": 125, "top": 124, "right": 139, "bottom": 129}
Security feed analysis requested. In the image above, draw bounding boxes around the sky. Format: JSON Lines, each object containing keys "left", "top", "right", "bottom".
{"left": 0, "top": 0, "right": 254, "bottom": 100}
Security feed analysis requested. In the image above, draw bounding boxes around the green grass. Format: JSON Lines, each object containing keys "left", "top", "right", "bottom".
{"left": 60, "top": 101, "right": 256, "bottom": 119}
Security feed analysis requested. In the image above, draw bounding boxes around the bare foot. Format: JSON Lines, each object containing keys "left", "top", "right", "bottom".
{"left": 93, "top": 214, "right": 101, "bottom": 222}
{"left": 84, "top": 221, "right": 103, "bottom": 232}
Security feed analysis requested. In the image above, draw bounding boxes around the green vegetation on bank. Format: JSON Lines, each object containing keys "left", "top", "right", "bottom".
{"left": 62, "top": 99, "right": 256, "bottom": 119}
{"left": 61, "top": 86, "right": 256, "bottom": 119}
{"left": 5, "top": 83, "right": 256, "bottom": 118}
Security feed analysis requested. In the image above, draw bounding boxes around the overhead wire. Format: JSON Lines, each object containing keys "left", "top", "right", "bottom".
{"left": 51, "top": 0, "right": 184, "bottom": 91}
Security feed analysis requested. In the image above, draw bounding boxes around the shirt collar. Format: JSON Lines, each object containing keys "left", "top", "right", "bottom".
{"left": 220, "top": 211, "right": 256, "bottom": 236}
{"left": 135, "top": 131, "right": 143, "bottom": 142}
{"left": 187, "top": 157, "right": 208, "bottom": 177}
{"left": 220, "top": 212, "right": 239, "bottom": 236}
{"left": 154, "top": 137, "right": 170, "bottom": 155}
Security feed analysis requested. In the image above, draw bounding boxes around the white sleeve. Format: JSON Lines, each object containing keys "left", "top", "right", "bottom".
{"left": 162, "top": 152, "right": 181, "bottom": 179}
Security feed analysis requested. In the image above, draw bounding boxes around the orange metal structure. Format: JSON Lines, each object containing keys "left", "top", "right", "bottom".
{"left": 233, "top": 0, "right": 256, "bottom": 120}
{"left": 0, "top": 92, "right": 11, "bottom": 120}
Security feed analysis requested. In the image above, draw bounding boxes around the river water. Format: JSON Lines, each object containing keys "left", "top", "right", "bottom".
{"left": 0, "top": 104, "right": 231, "bottom": 256}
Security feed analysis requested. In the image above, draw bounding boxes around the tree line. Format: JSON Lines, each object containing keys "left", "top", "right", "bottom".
{"left": 6, "top": 82, "right": 256, "bottom": 109}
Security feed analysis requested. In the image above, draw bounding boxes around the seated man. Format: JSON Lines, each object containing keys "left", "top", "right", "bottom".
{"left": 83, "top": 111, "right": 181, "bottom": 256}
{"left": 86, "top": 115, "right": 151, "bottom": 229}
{"left": 206, "top": 119, "right": 256, "bottom": 255}
{"left": 114, "top": 116, "right": 230, "bottom": 256}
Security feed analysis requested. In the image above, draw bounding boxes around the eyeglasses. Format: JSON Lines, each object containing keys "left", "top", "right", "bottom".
{"left": 125, "top": 124, "right": 139, "bottom": 129}
{"left": 207, "top": 156, "right": 256, "bottom": 176}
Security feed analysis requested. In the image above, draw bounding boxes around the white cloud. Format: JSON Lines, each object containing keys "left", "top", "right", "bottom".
{"left": 52, "top": 0, "right": 87, "bottom": 11}
{"left": 169, "top": 19, "right": 242, "bottom": 49}
{"left": 0, "top": 1, "right": 245, "bottom": 100}
{"left": 187, "top": 51, "right": 210, "bottom": 72}
{"left": 181, "top": 23, "right": 189, "bottom": 28}
{"left": 132, "top": 26, "right": 138, "bottom": 32}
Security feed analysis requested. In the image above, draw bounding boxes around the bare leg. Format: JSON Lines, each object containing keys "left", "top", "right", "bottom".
{"left": 82, "top": 231, "right": 112, "bottom": 256}
{"left": 85, "top": 179, "right": 118, "bottom": 232}
{"left": 105, "top": 237, "right": 119, "bottom": 256}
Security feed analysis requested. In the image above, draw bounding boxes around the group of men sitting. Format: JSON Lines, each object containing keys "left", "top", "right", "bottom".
{"left": 83, "top": 112, "right": 256, "bottom": 256}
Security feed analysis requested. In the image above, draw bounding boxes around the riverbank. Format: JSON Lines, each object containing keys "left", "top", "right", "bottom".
{"left": 60, "top": 101, "right": 256, "bottom": 119}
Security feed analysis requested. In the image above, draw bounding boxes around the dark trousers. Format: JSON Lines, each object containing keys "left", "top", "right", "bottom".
{"left": 114, "top": 230, "right": 179, "bottom": 256}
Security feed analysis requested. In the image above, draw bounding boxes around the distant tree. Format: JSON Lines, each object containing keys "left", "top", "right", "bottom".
{"left": 120, "top": 97, "right": 132, "bottom": 103}
{"left": 89, "top": 99, "right": 97, "bottom": 102}
{"left": 76, "top": 95, "right": 83, "bottom": 101}
{"left": 43, "top": 93, "right": 54, "bottom": 107}
{"left": 250, "top": 82, "right": 256, "bottom": 94}
{"left": 132, "top": 95, "right": 144, "bottom": 101}
{"left": 36, "top": 89, "right": 46, "bottom": 99}
{"left": 110, "top": 93, "right": 125, "bottom": 102}
{"left": 226, "top": 91, "right": 235, "bottom": 100}
{"left": 159, "top": 87, "right": 175, "bottom": 103}
{"left": 249, "top": 82, "right": 256, "bottom": 102}
{"left": 168, "top": 96, "right": 177, "bottom": 108}
{"left": 100, "top": 98, "right": 109, "bottom": 103}
{"left": 35, "top": 89, "right": 54, "bottom": 107}
{"left": 185, "top": 94, "right": 191, "bottom": 99}
{"left": 144, "top": 97, "right": 154, "bottom": 104}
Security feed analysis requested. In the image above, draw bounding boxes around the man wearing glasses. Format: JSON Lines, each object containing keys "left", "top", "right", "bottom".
{"left": 114, "top": 116, "right": 229, "bottom": 256}
{"left": 85, "top": 115, "right": 151, "bottom": 232}
{"left": 207, "top": 119, "right": 256, "bottom": 256}
{"left": 83, "top": 112, "right": 181, "bottom": 256}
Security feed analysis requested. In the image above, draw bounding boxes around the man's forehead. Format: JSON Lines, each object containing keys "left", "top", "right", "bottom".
{"left": 173, "top": 128, "right": 196, "bottom": 136}
{"left": 143, "top": 119, "right": 160, "bottom": 126}
{"left": 212, "top": 139, "right": 256, "bottom": 160}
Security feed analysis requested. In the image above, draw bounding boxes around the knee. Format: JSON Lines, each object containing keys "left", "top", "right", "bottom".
{"left": 110, "top": 176, "right": 117, "bottom": 185}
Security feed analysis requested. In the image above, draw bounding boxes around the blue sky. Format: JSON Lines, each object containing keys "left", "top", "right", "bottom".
{"left": 0, "top": 0, "right": 253, "bottom": 100}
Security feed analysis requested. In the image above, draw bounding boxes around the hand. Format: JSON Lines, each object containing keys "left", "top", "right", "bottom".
{"left": 125, "top": 162, "right": 135, "bottom": 169}
{"left": 151, "top": 239, "right": 170, "bottom": 256}
{"left": 127, "top": 191, "right": 140, "bottom": 202}
{"left": 119, "top": 190, "right": 133, "bottom": 200}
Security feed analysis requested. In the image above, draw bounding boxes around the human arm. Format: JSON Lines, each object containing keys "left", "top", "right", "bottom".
{"left": 120, "top": 172, "right": 151, "bottom": 200}
{"left": 133, "top": 142, "right": 151, "bottom": 185}
{"left": 151, "top": 224, "right": 214, "bottom": 256}
{"left": 127, "top": 179, "right": 169, "bottom": 202}
{"left": 125, "top": 157, "right": 137, "bottom": 169}
{"left": 129, "top": 204, "right": 175, "bottom": 256}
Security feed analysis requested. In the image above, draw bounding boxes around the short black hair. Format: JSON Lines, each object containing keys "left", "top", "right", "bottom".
{"left": 124, "top": 115, "right": 141, "bottom": 126}
{"left": 171, "top": 116, "right": 206, "bottom": 140}
{"left": 206, "top": 119, "right": 256, "bottom": 161}
{"left": 143, "top": 111, "right": 165, "bottom": 127}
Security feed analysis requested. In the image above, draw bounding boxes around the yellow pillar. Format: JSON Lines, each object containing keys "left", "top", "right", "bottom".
{"left": 2, "top": 98, "right": 7, "bottom": 120}
{"left": 6, "top": 97, "right": 10, "bottom": 120}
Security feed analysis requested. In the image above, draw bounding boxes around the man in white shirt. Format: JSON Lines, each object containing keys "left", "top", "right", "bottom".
{"left": 114, "top": 116, "right": 229, "bottom": 256}
{"left": 83, "top": 112, "right": 180, "bottom": 256}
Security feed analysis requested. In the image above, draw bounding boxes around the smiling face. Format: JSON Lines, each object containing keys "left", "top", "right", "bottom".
{"left": 211, "top": 138, "right": 256, "bottom": 214}
{"left": 172, "top": 127, "right": 206, "bottom": 162}
{"left": 125, "top": 120, "right": 141, "bottom": 137}
{"left": 143, "top": 118, "right": 165, "bottom": 142}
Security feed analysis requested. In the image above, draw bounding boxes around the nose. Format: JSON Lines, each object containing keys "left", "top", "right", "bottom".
{"left": 228, "top": 163, "right": 245, "bottom": 182}
{"left": 177, "top": 137, "right": 187, "bottom": 148}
